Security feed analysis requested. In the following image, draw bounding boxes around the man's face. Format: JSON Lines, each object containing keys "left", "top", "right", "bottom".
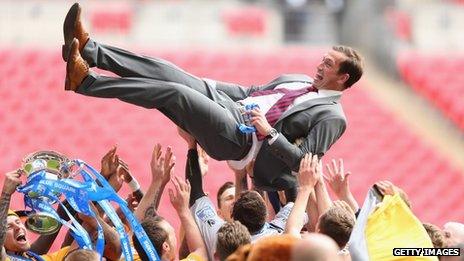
{"left": 218, "top": 187, "right": 235, "bottom": 222}
{"left": 313, "top": 50, "right": 349, "bottom": 91}
{"left": 5, "top": 215, "right": 30, "bottom": 253}
{"left": 159, "top": 220, "right": 177, "bottom": 260}
{"left": 443, "top": 222, "right": 464, "bottom": 247}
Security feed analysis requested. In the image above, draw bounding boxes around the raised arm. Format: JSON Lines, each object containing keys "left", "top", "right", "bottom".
{"left": 134, "top": 144, "right": 175, "bottom": 221}
{"left": 314, "top": 160, "right": 332, "bottom": 216}
{"left": 177, "top": 127, "right": 208, "bottom": 207}
{"left": 100, "top": 146, "right": 124, "bottom": 193}
{"left": 325, "top": 159, "right": 359, "bottom": 213}
{"left": 169, "top": 176, "right": 208, "bottom": 260}
{"left": 285, "top": 154, "right": 318, "bottom": 237}
{"left": 0, "top": 170, "right": 22, "bottom": 261}
{"left": 305, "top": 191, "right": 319, "bottom": 232}
{"left": 227, "top": 161, "right": 250, "bottom": 202}
{"left": 79, "top": 205, "right": 121, "bottom": 261}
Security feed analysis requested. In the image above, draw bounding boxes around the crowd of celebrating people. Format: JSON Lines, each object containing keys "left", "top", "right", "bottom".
{"left": 1, "top": 126, "right": 463, "bottom": 260}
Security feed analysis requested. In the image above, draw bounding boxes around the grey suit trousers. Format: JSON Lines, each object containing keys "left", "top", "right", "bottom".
{"left": 78, "top": 39, "right": 251, "bottom": 161}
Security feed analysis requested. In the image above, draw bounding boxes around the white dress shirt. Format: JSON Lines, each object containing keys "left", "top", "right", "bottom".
{"left": 227, "top": 82, "right": 341, "bottom": 170}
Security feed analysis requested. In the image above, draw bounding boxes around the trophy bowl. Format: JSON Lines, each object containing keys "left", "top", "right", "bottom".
{"left": 20, "top": 150, "right": 71, "bottom": 235}
{"left": 22, "top": 150, "right": 71, "bottom": 179}
{"left": 15, "top": 210, "right": 61, "bottom": 235}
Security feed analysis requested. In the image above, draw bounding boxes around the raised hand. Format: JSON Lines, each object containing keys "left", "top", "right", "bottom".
{"left": 375, "top": 180, "right": 397, "bottom": 196}
{"left": 197, "top": 146, "right": 209, "bottom": 177}
{"left": 150, "top": 144, "right": 175, "bottom": 186}
{"left": 325, "top": 159, "right": 351, "bottom": 197}
{"left": 163, "top": 146, "right": 175, "bottom": 184}
{"left": 100, "top": 146, "right": 118, "bottom": 178}
{"left": 245, "top": 159, "right": 255, "bottom": 179}
{"left": 126, "top": 193, "right": 140, "bottom": 212}
{"left": 2, "top": 170, "right": 23, "bottom": 195}
{"left": 325, "top": 158, "right": 359, "bottom": 212}
{"left": 117, "top": 158, "right": 132, "bottom": 183}
{"left": 177, "top": 127, "right": 196, "bottom": 149}
{"left": 298, "top": 153, "right": 319, "bottom": 190}
{"left": 168, "top": 176, "right": 191, "bottom": 213}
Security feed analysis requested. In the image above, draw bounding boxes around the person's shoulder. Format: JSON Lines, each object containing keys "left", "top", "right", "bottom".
{"left": 270, "top": 74, "right": 313, "bottom": 85}
{"left": 312, "top": 103, "right": 346, "bottom": 121}
{"left": 41, "top": 246, "right": 72, "bottom": 261}
{"left": 181, "top": 252, "right": 206, "bottom": 261}
{"left": 251, "top": 224, "right": 282, "bottom": 242}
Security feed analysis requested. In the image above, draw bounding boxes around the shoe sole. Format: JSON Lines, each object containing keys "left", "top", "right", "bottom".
{"left": 65, "top": 39, "right": 79, "bottom": 91}
{"left": 62, "top": 3, "right": 80, "bottom": 62}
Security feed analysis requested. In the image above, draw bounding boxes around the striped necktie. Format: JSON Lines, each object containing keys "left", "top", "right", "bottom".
{"left": 252, "top": 86, "right": 318, "bottom": 140}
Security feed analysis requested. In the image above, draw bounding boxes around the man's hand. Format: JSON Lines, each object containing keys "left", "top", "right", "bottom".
{"left": 375, "top": 180, "right": 397, "bottom": 196}
{"left": 108, "top": 157, "right": 134, "bottom": 193}
{"left": 177, "top": 127, "right": 196, "bottom": 149}
{"left": 325, "top": 159, "right": 351, "bottom": 197}
{"left": 2, "top": 170, "right": 22, "bottom": 196}
{"left": 78, "top": 203, "right": 101, "bottom": 229}
{"left": 298, "top": 153, "right": 319, "bottom": 190}
{"left": 168, "top": 176, "right": 191, "bottom": 214}
{"left": 250, "top": 108, "right": 273, "bottom": 136}
{"left": 150, "top": 144, "right": 175, "bottom": 187}
{"left": 245, "top": 159, "right": 255, "bottom": 179}
{"left": 100, "top": 146, "right": 119, "bottom": 178}
{"left": 163, "top": 146, "right": 175, "bottom": 185}
{"left": 197, "top": 146, "right": 209, "bottom": 177}
{"left": 118, "top": 159, "right": 132, "bottom": 183}
{"left": 126, "top": 193, "right": 140, "bottom": 212}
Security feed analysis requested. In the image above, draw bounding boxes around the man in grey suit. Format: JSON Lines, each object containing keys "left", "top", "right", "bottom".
{"left": 63, "top": 3, "right": 363, "bottom": 192}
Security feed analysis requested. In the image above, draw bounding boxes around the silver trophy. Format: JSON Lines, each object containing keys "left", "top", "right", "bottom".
{"left": 20, "top": 150, "right": 71, "bottom": 235}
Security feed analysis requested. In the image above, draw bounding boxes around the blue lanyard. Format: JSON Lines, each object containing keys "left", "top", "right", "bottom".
{"left": 77, "top": 160, "right": 160, "bottom": 261}
{"left": 18, "top": 173, "right": 96, "bottom": 251}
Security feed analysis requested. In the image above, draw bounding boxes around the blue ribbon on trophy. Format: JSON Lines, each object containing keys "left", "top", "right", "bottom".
{"left": 16, "top": 151, "right": 160, "bottom": 261}
{"left": 238, "top": 103, "right": 260, "bottom": 134}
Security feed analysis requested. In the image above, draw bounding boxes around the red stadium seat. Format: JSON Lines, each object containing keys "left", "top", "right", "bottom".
{"left": 90, "top": 3, "right": 133, "bottom": 34}
{"left": 397, "top": 51, "right": 464, "bottom": 131}
{"left": 222, "top": 7, "right": 268, "bottom": 36}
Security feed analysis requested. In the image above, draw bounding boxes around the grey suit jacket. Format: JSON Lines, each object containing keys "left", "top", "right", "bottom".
{"left": 216, "top": 74, "right": 347, "bottom": 191}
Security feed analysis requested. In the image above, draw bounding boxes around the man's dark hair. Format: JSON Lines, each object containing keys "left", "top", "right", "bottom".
{"left": 318, "top": 206, "right": 355, "bottom": 248}
{"left": 133, "top": 216, "right": 168, "bottom": 260}
{"left": 232, "top": 191, "right": 267, "bottom": 234}
{"left": 216, "top": 221, "right": 251, "bottom": 261}
{"left": 64, "top": 249, "right": 100, "bottom": 261}
{"left": 217, "top": 181, "right": 235, "bottom": 208}
{"left": 423, "top": 223, "right": 446, "bottom": 248}
{"left": 332, "top": 45, "right": 363, "bottom": 88}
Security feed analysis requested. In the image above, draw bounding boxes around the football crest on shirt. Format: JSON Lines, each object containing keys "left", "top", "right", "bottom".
{"left": 196, "top": 206, "right": 216, "bottom": 227}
